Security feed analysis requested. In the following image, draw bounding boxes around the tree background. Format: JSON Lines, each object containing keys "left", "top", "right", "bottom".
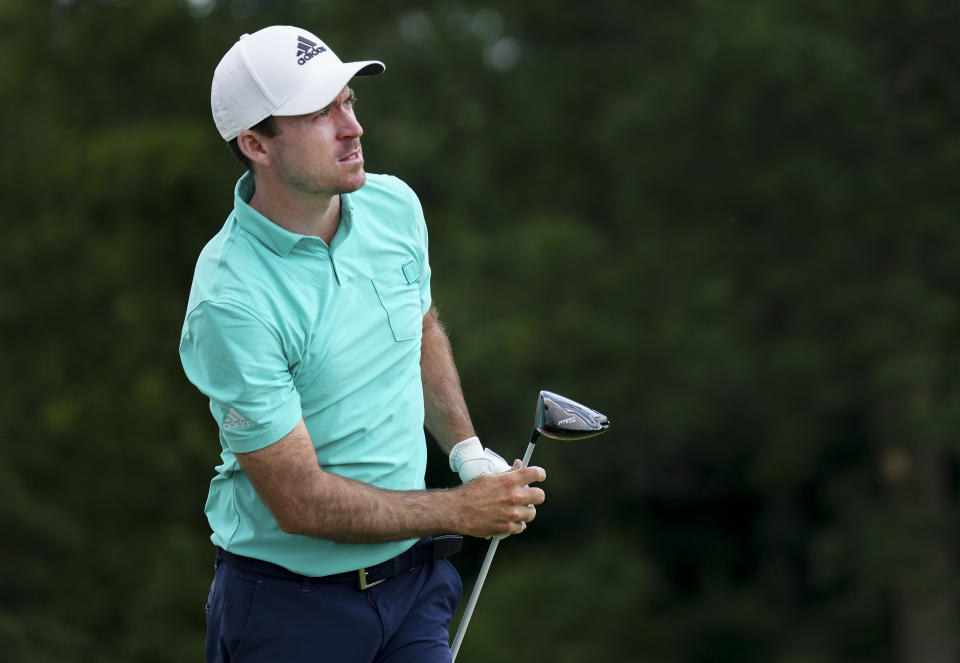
{"left": 3, "top": 0, "right": 960, "bottom": 661}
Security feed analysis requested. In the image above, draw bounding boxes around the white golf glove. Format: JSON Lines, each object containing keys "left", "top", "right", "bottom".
{"left": 449, "top": 436, "right": 511, "bottom": 483}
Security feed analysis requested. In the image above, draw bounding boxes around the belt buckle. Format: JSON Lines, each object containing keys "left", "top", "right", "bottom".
{"left": 358, "top": 567, "right": 385, "bottom": 590}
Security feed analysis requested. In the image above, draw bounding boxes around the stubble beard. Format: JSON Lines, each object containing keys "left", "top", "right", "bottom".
{"left": 281, "top": 165, "right": 366, "bottom": 198}
{"left": 276, "top": 142, "right": 367, "bottom": 198}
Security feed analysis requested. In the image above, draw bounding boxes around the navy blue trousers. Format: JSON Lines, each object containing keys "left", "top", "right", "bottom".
{"left": 205, "top": 551, "right": 463, "bottom": 662}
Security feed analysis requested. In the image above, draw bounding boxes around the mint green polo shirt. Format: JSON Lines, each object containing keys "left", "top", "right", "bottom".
{"left": 179, "top": 172, "right": 431, "bottom": 576}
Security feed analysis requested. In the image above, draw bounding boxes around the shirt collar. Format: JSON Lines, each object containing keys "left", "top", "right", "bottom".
{"left": 232, "top": 172, "right": 303, "bottom": 257}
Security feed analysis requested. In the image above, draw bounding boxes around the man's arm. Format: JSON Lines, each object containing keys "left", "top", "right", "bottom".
{"left": 420, "top": 306, "right": 475, "bottom": 453}
{"left": 235, "top": 419, "right": 545, "bottom": 542}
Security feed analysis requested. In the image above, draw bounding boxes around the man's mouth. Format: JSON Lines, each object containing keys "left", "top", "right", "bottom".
{"left": 339, "top": 148, "right": 362, "bottom": 163}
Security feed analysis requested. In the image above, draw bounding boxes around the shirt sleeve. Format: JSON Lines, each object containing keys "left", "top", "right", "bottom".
{"left": 179, "top": 300, "right": 302, "bottom": 453}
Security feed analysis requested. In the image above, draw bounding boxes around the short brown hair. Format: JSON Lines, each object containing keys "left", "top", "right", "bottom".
{"left": 228, "top": 116, "right": 280, "bottom": 172}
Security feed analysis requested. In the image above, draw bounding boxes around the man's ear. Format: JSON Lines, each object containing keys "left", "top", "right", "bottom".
{"left": 237, "top": 130, "right": 271, "bottom": 167}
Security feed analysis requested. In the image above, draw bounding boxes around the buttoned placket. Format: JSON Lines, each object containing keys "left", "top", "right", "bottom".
{"left": 299, "top": 238, "right": 343, "bottom": 285}
{"left": 325, "top": 195, "right": 357, "bottom": 287}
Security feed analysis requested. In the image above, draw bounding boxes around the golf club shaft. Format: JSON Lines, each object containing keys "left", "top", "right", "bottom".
{"left": 520, "top": 440, "right": 536, "bottom": 467}
{"left": 451, "top": 434, "right": 539, "bottom": 661}
{"left": 450, "top": 535, "right": 500, "bottom": 660}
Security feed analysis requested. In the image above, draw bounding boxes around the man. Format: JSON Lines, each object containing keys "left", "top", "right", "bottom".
{"left": 179, "top": 25, "right": 546, "bottom": 663}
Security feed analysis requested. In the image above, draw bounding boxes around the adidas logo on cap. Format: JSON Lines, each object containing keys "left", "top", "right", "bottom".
{"left": 296, "top": 35, "right": 327, "bottom": 66}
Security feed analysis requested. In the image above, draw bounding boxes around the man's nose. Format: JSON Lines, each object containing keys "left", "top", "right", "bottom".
{"left": 338, "top": 111, "right": 363, "bottom": 140}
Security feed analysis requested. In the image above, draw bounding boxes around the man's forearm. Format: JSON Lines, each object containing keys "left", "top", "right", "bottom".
{"left": 293, "top": 464, "right": 544, "bottom": 543}
{"left": 295, "top": 472, "right": 462, "bottom": 542}
{"left": 238, "top": 421, "right": 462, "bottom": 541}
{"left": 420, "top": 307, "right": 475, "bottom": 453}
{"left": 237, "top": 420, "right": 546, "bottom": 543}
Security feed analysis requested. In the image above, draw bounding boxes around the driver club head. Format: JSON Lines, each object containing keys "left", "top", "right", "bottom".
{"left": 535, "top": 390, "right": 610, "bottom": 440}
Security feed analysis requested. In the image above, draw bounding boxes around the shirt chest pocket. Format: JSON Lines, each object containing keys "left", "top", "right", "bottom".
{"left": 371, "top": 259, "right": 422, "bottom": 342}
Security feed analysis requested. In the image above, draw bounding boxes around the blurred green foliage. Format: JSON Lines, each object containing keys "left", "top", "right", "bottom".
{"left": 3, "top": 0, "right": 960, "bottom": 661}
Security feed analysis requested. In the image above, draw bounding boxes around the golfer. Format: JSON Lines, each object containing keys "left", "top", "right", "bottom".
{"left": 179, "top": 25, "right": 545, "bottom": 663}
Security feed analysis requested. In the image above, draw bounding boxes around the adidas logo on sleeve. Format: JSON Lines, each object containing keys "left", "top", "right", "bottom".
{"left": 223, "top": 407, "right": 255, "bottom": 430}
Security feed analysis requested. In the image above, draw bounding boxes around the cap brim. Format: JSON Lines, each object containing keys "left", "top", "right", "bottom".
{"left": 354, "top": 61, "right": 385, "bottom": 76}
{"left": 274, "top": 60, "right": 384, "bottom": 118}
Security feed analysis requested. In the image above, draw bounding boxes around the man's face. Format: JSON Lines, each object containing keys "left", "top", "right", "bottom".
{"left": 264, "top": 86, "right": 367, "bottom": 196}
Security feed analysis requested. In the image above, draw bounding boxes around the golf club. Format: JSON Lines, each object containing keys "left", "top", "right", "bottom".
{"left": 450, "top": 390, "right": 610, "bottom": 661}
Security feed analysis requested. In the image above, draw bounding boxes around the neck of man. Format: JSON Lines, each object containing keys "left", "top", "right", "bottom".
{"left": 248, "top": 174, "right": 342, "bottom": 246}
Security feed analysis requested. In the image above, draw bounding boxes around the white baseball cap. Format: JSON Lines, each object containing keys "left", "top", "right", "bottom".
{"left": 211, "top": 25, "right": 385, "bottom": 141}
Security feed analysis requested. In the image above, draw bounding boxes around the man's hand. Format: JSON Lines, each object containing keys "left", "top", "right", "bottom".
{"left": 449, "top": 436, "right": 511, "bottom": 483}
{"left": 451, "top": 465, "right": 546, "bottom": 538}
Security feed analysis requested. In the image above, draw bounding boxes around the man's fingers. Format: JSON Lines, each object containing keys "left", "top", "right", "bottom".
{"left": 520, "top": 485, "right": 545, "bottom": 505}
{"left": 505, "top": 466, "right": 545, "bottom": 504}
{"left": 509, "top": 465, "right": 546, "bottom": 484}
{"left": 514, "top": 505, "right": 537, "bottom": 534}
